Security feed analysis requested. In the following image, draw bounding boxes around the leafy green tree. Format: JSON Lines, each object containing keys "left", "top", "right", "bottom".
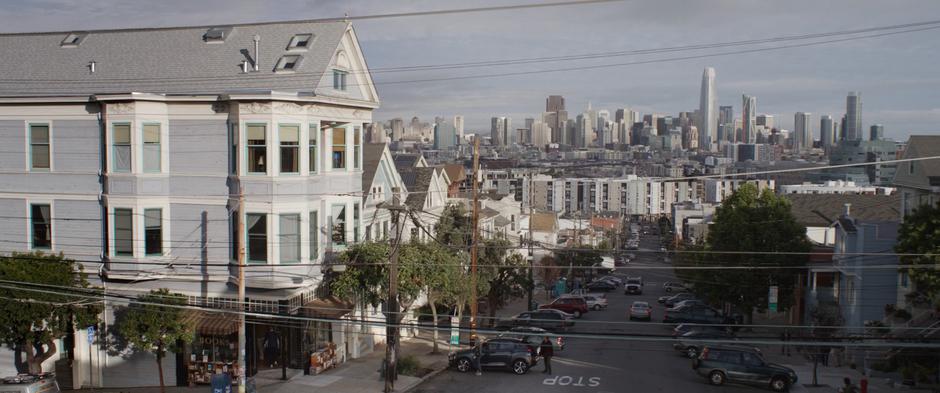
{"left": 684, "top": 183, "right": 810, "bottom": 323}
{"left": 115, "top": 289, "right": 193, "bottom": 393}
{"left": 0, "top": 252, "right": 100, "bottom": 374}
{"left": 895, "top": 202, "right": 940, "bottom": 302}
{"left": 556, "top": 246, "right": 603, "bottom": 281}
{"left": 401, "top": 242, "right": 463, "bottom": 353}
{"left": 478, "top": 237, "right": 532, "bottom": 326}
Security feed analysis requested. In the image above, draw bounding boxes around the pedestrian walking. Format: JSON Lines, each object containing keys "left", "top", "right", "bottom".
{"left": 473, "top": 342, "right": 483, "bottom": 376}
{"left": 539, "top": 337, "right": 554, "bottom": 375}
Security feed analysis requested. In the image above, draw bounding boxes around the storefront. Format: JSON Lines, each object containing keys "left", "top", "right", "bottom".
{"left": 300, "top": 297, "right": 353, "bottom": 375}
{"left": 180, "top": 311, "right": 239, "bottom": 386}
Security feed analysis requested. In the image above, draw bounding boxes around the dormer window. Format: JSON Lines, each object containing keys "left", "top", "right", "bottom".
{"left": 287, "top": 34, "right": 313, "bottom": 51}
{"left": 275, "top": 55, "right": 302, "bottom": 72}
{"left": 60, "top": 32, "right": 87, "bottom": 48}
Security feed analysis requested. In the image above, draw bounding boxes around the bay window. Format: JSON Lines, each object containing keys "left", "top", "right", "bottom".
{"left": 247, "top": 124, "right": 267, "bottom": 174}
{"left": 279, "top": 125, "right": 299, "bottom": 174}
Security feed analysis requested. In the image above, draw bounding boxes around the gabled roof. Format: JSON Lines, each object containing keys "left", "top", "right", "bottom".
{"left": 0, "top": 20, "right": 376, "bottom": 100}
{"left": 442, "top": 164, "right": 466, "bottom": 184}
{"left": 404, "top": 167, "right": 436, "bottom": 210}
{"left": 393, "top": 153, "right": 425, "bottom": 173}
{"left": 784, "top": 194, "right": 901, "bottom": 227}
{"left": 361, "top": 143, "right": 388, "bottom": 199}
{"left": 893, "top": 135, "right": 940, "bottom": 190}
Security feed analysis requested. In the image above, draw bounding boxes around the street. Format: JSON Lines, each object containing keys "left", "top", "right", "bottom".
{"left": 415, "top": 228, "right": 760, "bottom": 393}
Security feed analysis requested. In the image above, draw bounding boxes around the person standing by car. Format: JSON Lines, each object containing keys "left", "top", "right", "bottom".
{"left": 539, "top": 337, "right": 554, "bottom": 375}
{"left": 473, "top": 343, "right": 483, "bottom": 376}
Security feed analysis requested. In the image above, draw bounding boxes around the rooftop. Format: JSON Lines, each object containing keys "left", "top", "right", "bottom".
{"left": 784, "top": 193, "right": 901, "bottom": 227}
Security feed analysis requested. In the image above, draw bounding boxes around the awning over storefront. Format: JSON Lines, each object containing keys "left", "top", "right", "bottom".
{"left": 182, "top": 310, "right": 238, "bottom": 336}
{"left": 302, "top": 297, "right": 354, "bottom": 319}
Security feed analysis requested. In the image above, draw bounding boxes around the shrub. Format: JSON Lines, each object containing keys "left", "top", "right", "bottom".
{"left": 398, "top": 355, "right": 421, "bottom": 377}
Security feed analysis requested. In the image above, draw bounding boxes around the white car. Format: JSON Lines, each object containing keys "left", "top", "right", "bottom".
{"left": 598, "top": 276, "right": 623, "bottom": 286}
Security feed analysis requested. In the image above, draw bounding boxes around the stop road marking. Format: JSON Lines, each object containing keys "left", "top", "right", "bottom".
{"left": 543, "top": 375, "right": 600, "bottom": 387}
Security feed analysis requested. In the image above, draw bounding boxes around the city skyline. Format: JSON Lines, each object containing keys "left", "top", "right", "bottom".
{"left": 2, "top": 0, "right": 938, "bottom": 137}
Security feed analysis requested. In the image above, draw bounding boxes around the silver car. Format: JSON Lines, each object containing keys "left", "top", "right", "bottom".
{"left": 629, "top": 301, "right": 652, "bottom": 321}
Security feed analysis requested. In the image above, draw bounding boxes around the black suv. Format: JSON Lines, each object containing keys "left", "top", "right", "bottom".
{"left": 664, "top": 305, "right": 734, "bottom": 325}
{"left": 449, "top": 338, "right": 537, "bottom": 375}
{"left": 693, "top": 346, "right": 797, "bottom": 392}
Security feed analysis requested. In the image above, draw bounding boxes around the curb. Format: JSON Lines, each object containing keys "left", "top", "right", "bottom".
{"left": 402, "top": 363, "right": 449, "bottom": 393}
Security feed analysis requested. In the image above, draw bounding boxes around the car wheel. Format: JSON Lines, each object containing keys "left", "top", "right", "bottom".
{"left": 572, "top": 310, "right": 582, "bottom": 318}
{"left": 593, "top": 305, "right": 601, "bottom": 311}
{"left": 709, "top": 371, "right": 725, "bottom": 386}
{"left": 456, "top": 358, "right": 472, "bottom": 373}
{"left": 511, "top": 359, "right": 529, "bottom": 375}
{"left": 686, "top": 347, "right": 699, "bottom": 359}
{"left": 770, "top": 377, "right": 789, "bottom": 392}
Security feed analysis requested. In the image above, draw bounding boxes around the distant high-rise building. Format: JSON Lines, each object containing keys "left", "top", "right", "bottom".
{"left": 820, "top": 115, "right": 835, "bottom": 151}
{"left": 870, "top": 124, "right": 884, "bottom": 141}
{"left": 839, "top": 114, "right": 847, "bottom": 141}
{"left": 576, "top": 112, "right": 594, "bottom": 147}
{"left": 699, "top": 67, "right": 718, "bottom": 151}
{"left": 490, "top": 116, "right": 511, "bottom": 146}
{"left": 531, "top": 121, "right": 551, "bottom": 147}
{"left": 682, "top": 125, "right": 699, "bottom": 150}
{"left": 433, "top": 118, "right": 456, "bottom": 150}
{"left": 742, "top": 95, "right": 757, "bottom": 143}
{"left": 793, "top": 112, "right": 812, "bottom": 152}
{"left": 390, "top": 118, "right": 404, "bottom": 141}
{"left": 454, "top": 115, "right": 464, "bottom": 145}
{"left": 719, "top": 105, "right": 733, "bottom": 126}
{"left": 845, "top": 92, "right": 863, "bottom": 141}
{"left": 545, "top": 95, "right": 567, "bottom": 145}
{"left": 756, "top": 114, "right": 774, "bottom": 129}
{"left": 546, "top": 95, "right": 565, "bottom": 112}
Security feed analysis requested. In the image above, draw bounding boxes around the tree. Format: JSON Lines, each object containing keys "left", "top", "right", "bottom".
{"left": 556, "top": 246, "right": 603, "bottom": 282}
{"left": 0, "top": 252, "right": 100, "bottom": 374}
{"left": 401, "top": 242, "right": 463, "bottom": 353}
{"left": 478, "top": 236, "right": 531, "bottom": 326}
{"left": 895, "top": 202, "right": 940, "bottom": 302}
{"left": 808, "top": 303, "right": 843, "bottom": 386}
{"left": 683, "top": 183, "right": 811, "bottom": 323}
{"left": 115, "top": 289, "right": 194, "bottom": 393}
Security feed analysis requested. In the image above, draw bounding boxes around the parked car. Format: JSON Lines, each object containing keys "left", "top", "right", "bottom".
{"left": 670, "top": 299, "right": 707, "bottom": 310}
{"left": 498, "top": 326, "right": 565, "bottom": 351}
{"left": 624, "top": 277, "right": 643, "bottom": 295}
{"left": 584, "top": 280, "right": 617, "bottom": 293}
{"left": 663, "top": 282, "right": 689, "bottom": 293}
{"left": 673, "top": 330, "right": 735, "bottom": 359}
{"left": 559, "top": 294, "right": 607, "bottom": 311}
{"left": 496, "top": 310, "right": 574, "bottom": 332}
{"left": 449, "top": 338, "right": 537, "bottom": 375}
{"left": 664, "top": 305, "right": 735, "bottom": 325}
{"left": 659, "top": 293, "right": 696, "bottom": 308}
{"left": 597, "top": 276, "right": 623, "bottom": 286}
{"left": 672, "top": 323, "right": 730, "bottom": 337}
{"left": 539, "top": 297, "right": 589, "bottom": 318}
{"left": 693, "top": 346, "right": 797, "bottom": 392}
{"left": 629, "top": 301, "right": 652, "bottom": 321}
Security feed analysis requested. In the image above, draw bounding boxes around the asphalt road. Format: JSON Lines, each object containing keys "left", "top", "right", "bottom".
{"left": 414, "top": 227, "right": 762, "bottom": 393}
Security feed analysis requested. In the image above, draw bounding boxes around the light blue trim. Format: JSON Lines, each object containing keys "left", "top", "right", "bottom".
{"left": 111, "top": 122, "right": 132, "bottom": 173}
{"left": 141, "top": 122, "right": 163, "bottom": 174}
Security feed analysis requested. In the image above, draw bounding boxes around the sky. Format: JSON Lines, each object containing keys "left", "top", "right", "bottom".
{"left": 3, "top": 0, "right": 940, "bottom": 139}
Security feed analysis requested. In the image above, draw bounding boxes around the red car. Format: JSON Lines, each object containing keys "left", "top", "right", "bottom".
{"left": 539, "top": 297, "right": 589, "bottom": 318}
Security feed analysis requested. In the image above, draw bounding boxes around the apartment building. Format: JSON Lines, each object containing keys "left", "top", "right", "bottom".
{"left": 702, "top": 179, "right": 776, "bottom": 203}
{"left": 0, "top": 20, "right": 378, "bottom": 387}
{"left": 522, "top": 175, "right": 698, "bottom": 217}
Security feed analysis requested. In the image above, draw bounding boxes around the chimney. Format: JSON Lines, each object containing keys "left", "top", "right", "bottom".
{"left": 88, "top": 60, "right": 96, "bottom": 74}
{"left": 843, "top": 203, "right": 851, "bottom": 217}
{"left": 252, "top": 35, "right": 261, "bottom": 71}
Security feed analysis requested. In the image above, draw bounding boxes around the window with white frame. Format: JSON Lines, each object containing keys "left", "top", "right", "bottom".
{"left": 29, "top": 124, "right": 50, "bottom": 170}
{"left": 309, "top": 210, "right": 319, "bottom": 260}
{"left": 279, "top": 214, "right": 301, "bottom": 263}
{"left": 247, "top": 213, "right": 267, "bottom": 263}
{"left": 142, "top": 123, "right": 162, "bottom": 173}
{"left": 279, "top": 125, "right": 300, "bottom": 174}
{"left": 30, "top": 204, "right": 51, "bottom": 249}
{"left": 354, "top": 126, "right": 361, "bottom": 170}
{"left": 333, "top": 70, "right": 347, "bottom": 90}
{"left": 332, "top": 128, "right": 346, "bottom": 170}
{"left": 113, "top": 208, "right": 133, "bottom": 256}
{"left": 144, "top": 208, "right": 163, "bottom": 256}
{"left": 247, "top": 124, "right": 267, "bottom": 174}
{"left": 331, "top": 205, "right": 346, "bottom": 246}
{"left": 309, "top": 124, "right": 318, "bottom": 173}
{"left": 112, "top": 124, "right": 132, "bottom": 172}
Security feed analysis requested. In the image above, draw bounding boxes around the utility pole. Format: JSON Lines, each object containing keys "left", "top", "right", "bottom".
{"left": 469, "top": 137, "right": 480, "bottom": 343}
{"left": 237, "top": 187, "right": 246, "bottom": 393}
{"left": 526, "top": 173, "right": 534, "bottom": 311}
{"left": 384, "top": 187, "right": 405, "bottom": 393}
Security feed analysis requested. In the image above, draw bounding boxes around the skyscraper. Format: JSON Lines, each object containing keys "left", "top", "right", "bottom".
{"left": 545, "top": 95, "right": 567, "bottom": 145}
{"left": 793, "top": 112, "right": 812, "bottom": 152}
{"left": 742, "top": 95, "right": 757, "bottom": 143}
{"left": 433, "top": 118, "right": 456, "bottom": 150}
{"left": 870, "top": 124, "right": 884, "bottom": 141}
{"left": 490, "top": 117, "right": 510, "bottom": 146}
{"left": 390, "top": 118, "right": 404, "bottom": 141}
{"left": 820, "top": 115, "right": 835, "bottom": 151}
{"left": 454, "top": 115, "right": 464, "bottom": 145}
{"left": 719, "top": 105, "right": 733, "bottom": 126}
{"left": 699, "top": 67, "right": 718, "bottom": 151}
{"left": 845, "top": 92, "right": 863, "bottom": 141}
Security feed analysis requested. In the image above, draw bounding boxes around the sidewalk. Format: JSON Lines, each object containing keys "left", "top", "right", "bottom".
{"left": 67, "top": 336, "right": 450, "bottom": 393}
{"left": 762, "top": 352, "right": 924, "bottom": 393}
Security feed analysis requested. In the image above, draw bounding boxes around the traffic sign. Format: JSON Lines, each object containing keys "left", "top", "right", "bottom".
{"left": 768, "top": 286, "right": 779, "bottom": 313}
{"left": 87, "top": 326, "right": 96, "bottom": 344}
{"left": 449, "top": 316, "right": 459, "bottom": 345}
